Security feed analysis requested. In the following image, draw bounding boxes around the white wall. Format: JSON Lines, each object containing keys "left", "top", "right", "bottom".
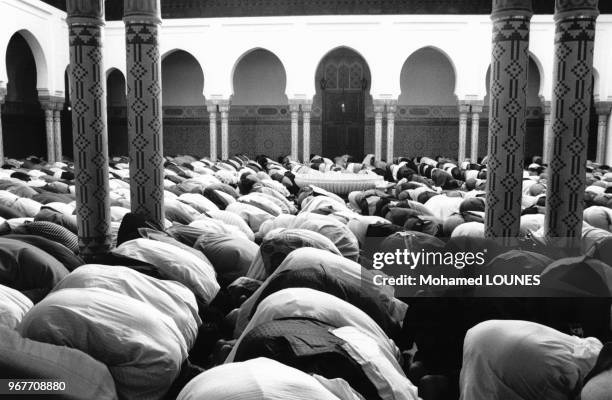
{"left": 0, "top": 0, "right": 68, "bottom": 97}
{"left": 1, "top": 0, "right": 612, "bottom": 104}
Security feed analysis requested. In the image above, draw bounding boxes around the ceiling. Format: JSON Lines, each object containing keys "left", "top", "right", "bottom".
{"left": 41, "top": 0, "right": 611, "bottom": 20}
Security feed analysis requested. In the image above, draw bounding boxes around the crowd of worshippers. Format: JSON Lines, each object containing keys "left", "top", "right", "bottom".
{"left": 0, "top": 151, "right": 611, "bottom": 400}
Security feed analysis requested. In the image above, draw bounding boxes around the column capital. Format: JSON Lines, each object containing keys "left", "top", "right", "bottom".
{"left": 470, "top": 100, "right": 484, "bottom": 113}
{"left": 458, "top": 102, "right": 471, "bottom": 114}
{"left": 66, "top": 0, "right": 105, "bottom": 24}
{"left": 0, "top": 86, "right": 6, "bottom": 104}
{"left": 373, "top": 99, "right": 385, "bottom": 114}
{"left": 542, "top": 100, "right": 552, "bottom": 114}
{"left": 289, "top": 103, "right": 300, "bottom": 113}
{"left": 491, "top": 0, "right": 533, "bottom": 20}
{"left": 467, "top": 99, "right": 484, "bottom": 113}
{"left": 594, "top": 101, "right": 612, "bottom": 116}
{"left": 301, "top": 102, "right": 312, "bottom": 113}
{"left": 385, "top": 99, "right": 398, "bottom": 114}
{"left": 217, "top": 100, "right": 231, "bottom": 113}
{"left": 554, "top": 0, "right": 599, "bottom": 21}
{"left": 205, "top": 101, "right": 218, "bottom": 113}
{"left": 123, "top": 0, "right": 162, "bottom": 24}
{"left": 39, "top": 95, "right": 65, "bottom": 111}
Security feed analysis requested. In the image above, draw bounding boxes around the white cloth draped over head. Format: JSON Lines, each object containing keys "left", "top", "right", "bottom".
{"left": 346, "top": 215, "right": 391, "bottom": 247}
{"left": 460, "top": 320, "right": 602, "bottom": 400}
{"left": 0, "top": 283, "right": 33, "bottom": 329}
{"left": 584, "top": 206, "right": 612, "bottom": 232}
{"left": 177, "top": 357, "right": 365, "bottom": 400}
{"left": 226, "top": 287, "right": 401, "bottom": 367}
{"left": 257, "top": 214, "right": 298, "bottom": 237}
{"left": 451, "top": 221, "right": 485, "bottom": 238}
{"left": 301, "top": 194, "right": 349, "bottom": 214}
{"left": 177, "top": 193, "right": 220, "bottom": 213}
{"left": 234, "top": 247, "right": 406, "bottom": 338}
{"left": 423, "top": 195, "right": 464, "bottom": 222}
{"left": 111, "top": 238, "right": 220, "bottom": 304}
{"left": 18, "top": 287, "right": 187, "bottom": 400}
{"left": 245, "top": 228, "right": 342, "bottom": 281}
{"left": 205, "top": 209, "right": 255, "bottom": 241}
{"left": 239, "top": 193, "right": 284, "bottom": 217}
{"left": 225, "top": 202, "right": 275, "bottom": 232}
{"left": 520, "top": 214, "right": 545, "bottom": 236}
{"left": 286, "top": 214, "right": 360, "bottom": 261}
{"left": 189, "top": 216, "right": 250, "bottom": 241}
{"left": 52, "top": 264, "right": 202, "bottom": 350}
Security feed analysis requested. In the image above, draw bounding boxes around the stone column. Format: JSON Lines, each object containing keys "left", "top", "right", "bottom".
{"left": 484, "top": 0, "right": 533, "bottom": 243}
{"left": 595, "top": 102, "right": 612, "bottom": 164}
{"left": 470, "top": 102, "right": 483, "bottom": 162}
{"left": 289, "top": 101, "right": 300, "bottom": 161}
{"left": 206, "top": 101, "right": 218, "bottom": 160}
{"left": 219, "top": 100, "right": 230, "bottom": 160}
{"left": 53, "top": 106, "right": 63, "bottom": 162}
{"left": 124, "top": 0, "right": 165, "bottom": 227}
{"left": 458, "top": 102, "right": 470, "bottom": 163}
{"left": 44, "top": 107, "right": 55, "bottom": 163}
{"left": 373, "top": 100, "right": 384, "bottom": 161}
{"left": 386, "top": 100, "right": 397, "bottom": 162}
{"left": 302, "top": 100, "right": 312, "bottom": 163}
{"left": 542, "top": 101, "right": 552, "bottom": 163}
{"left": 66, "top": 0, "right": 112, "bottom": 259}
{"left": 544, "top": 0, "right": 599, "bottom": 250}
{"left": 0, "top": 86, "right": 5, "bottom": 165}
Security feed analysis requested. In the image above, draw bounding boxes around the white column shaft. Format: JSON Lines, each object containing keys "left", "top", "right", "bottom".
{"left": 386, "top": 112, "right": 395, "bottom": 162}
{"left": 374, "top": 111, "right": 383, "bottom": 160}
{"left": 220, "top": 105, "right": 229, "bottom": 160}
{"left": 290, "top": 107, "right": 299, "bottom": 161}
{"left": 596, "top": 114, "right": 608, "bottom": 164}
{"left": 207, "top": 105, "right": 218, "bottom": 160}
{"left": 53, "top": 109, "right": 62, "bottom": 162}
{"left": 470, "top": 112, "right": 480, "bottom": 162}
{"left": 303, "top": 110, "right": 311, "bottom": 163}
{"left": 458, "top": 112, "right": 468, "bottom": 163}
{"left": 44, "top": 109, "right": 55, "bottom": 163}
{"left": 543, "top": 112, "right": 552, "bottom": 164}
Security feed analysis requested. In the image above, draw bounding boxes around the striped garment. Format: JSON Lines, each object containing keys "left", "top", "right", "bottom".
{"left": 13, "top": 221, "right": 79, "bottom": 253}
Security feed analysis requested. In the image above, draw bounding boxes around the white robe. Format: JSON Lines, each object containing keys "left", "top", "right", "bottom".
{"left": 460, "top": 320, "right": 602, "bottom": 400}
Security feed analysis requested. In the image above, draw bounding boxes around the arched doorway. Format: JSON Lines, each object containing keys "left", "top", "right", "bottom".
{"left": 231, "top": 48, "right": 288, "bottom": 158}
{"left": 107, "top": 69, "right": 128, "bottom": 157}
{"left": 397, "top": 47, "right": 457, "bottom": 158}
{"left": 161, "top": 50, "right": 205, "bottom": 156}
{"left": 315, "top": 48, "right": 371, "bottom": 159}
{"left": 3, "top": 32, "right": 45, "bottom": 158}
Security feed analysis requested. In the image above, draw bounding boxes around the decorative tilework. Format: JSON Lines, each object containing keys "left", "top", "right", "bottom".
{"left": 67, "top": 6, "right": 112, "bottom": 258}
{"left": 485, "top": 3, "right": 532, "bottom": 243}
{"left": 545, "top": 1, "right": 599, "bottom": 249}
{"left": 125, "top": 18, "right": 165, "bottom": 227}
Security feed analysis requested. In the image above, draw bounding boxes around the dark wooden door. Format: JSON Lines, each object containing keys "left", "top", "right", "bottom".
{"left": 322, "top": 90, "right": 364, "bottom": 159}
